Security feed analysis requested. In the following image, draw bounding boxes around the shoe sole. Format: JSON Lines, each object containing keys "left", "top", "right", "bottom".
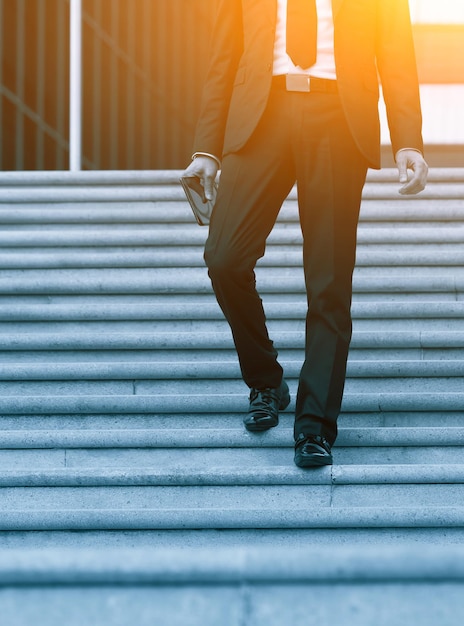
{"left": 244, "top": 420, "right": 278, "bottom": 432}
{"left": 294, "top": 453, "right": 333, "bottom": 468}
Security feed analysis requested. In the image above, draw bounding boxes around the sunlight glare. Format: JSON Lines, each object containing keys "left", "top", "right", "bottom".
{"left": 409, "top": 0, "right": 464, "bottom": 23}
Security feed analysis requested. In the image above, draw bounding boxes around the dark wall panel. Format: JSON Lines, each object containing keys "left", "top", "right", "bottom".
{"left": 0, "top": 0, "right": 69, "bottom": 171}
{"left": 80, "top": 0, "right": 221, "bottom": 170}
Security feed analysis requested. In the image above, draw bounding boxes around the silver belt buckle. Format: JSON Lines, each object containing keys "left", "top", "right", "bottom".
{"left": 285, "top": 74, "right": 310, "bottom": 92}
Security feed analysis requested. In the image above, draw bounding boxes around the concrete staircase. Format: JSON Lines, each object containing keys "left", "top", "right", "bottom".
{"left": 1, "top": 169, "right": 464, "bottom": 625}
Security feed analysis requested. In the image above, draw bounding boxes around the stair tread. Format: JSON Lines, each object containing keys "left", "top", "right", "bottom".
{"left": 0, "top": 300, "right": 463, "bottom": 320}
{"left": 3, "top": 200, "right": 464, "bottom": 227}
{"left": 4, "top": 226, "right": 464, "bottom": 249}
{"left": 0, "top": 464, "right": 464, "bottom": 487}
{"left": 1, "top": 526, "right": 463, "bottom": 549}
{"left": 2, "top": 328, "right": 464, "bottom": 346}
{"left": 0, "top": 392, "right": 464, "bottom": 413}
{"left": 4, "top": 249, "right": 464, "bottom": 271}
{"left": 0, "top": 268, "right": 463, "bottom": 296}
{"left": 0, "top": 425, "right": 461, "bottom": 445}
{"left": 1, "top": 541, "right": 464, "bottom": 584}
{"left": 2, "top": 359, "right": 464, "bottom": 380}
{"left": 1, "top": 506, "right": 464, "bottom": 531}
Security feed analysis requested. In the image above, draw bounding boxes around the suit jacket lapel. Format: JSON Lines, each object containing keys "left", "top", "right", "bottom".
{"left": 269, "top": 1, "right": 344, "bottom": 23}
{"left": 268, "top": 0, "right": 344, "bottom": 27}
{"left": 331, "top": 0, "right": 344, "bottom": 19}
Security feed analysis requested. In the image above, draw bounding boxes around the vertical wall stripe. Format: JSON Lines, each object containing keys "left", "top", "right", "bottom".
{"left": 126, "top": 0, "right": 135, "bottom": 169}
{"left": 157, "top": 2, "right": 168, "bottom": 163}
{"left": 109, "top": 2, "right": 118, "bottom": 169}
{"left": 36, "top": 0, "right": 45, "bottom": 170}
{"left": 56, "top": 0, "right": 66, "bottom": 169}
{"left": 141, "top": 0, "right": 151, "bottom": 168}
{"left": 92, "top": 0, "right": 102, "bottom": 169}
{"left": 15, "top": 0, "right": 25, "bottom": 170}
{"left": 170, "top": 0, "right": 180, "bottom": 167}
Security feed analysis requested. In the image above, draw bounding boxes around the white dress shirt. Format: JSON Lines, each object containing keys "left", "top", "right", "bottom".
{"left": 273, "top": 0, "right": 337, "bottom": 79}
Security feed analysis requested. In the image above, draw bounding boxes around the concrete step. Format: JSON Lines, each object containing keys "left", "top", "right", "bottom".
{"left": 0, "top": 352, "right": 459, "bottom": 369}
{"left": 3, "top": 225, "right": 464, "bottom": 247}
{"left": 0, "top": 348, "right": 434, "bottom": 365}
{"left": 0, "top": 300, "right": 462, "bottom": 322}
{"left": 0, "top": 376, "right": 462, "bottom": 397}
{"left": 2, "top": 462, "right": 464, "bottom": 486}
{"left": 1, "top": 359, "right": 464, "bottom": 380}
{"left": 1, "top": 503, "right": 464, "bottom": 531}
{"left": 0, "top": 268, "right": 462, "bottom": 294}
{"left": 3, "top": 526, "right": 464, "bottom": 549}
{"left": 4, "top": 317, "right": 460, "bottom": 332}
{"left": 0, "top": 328, "right": 463, "bottom": 350}
{"left": 0, "top": 410, "right": 462, "bottom": 429}
{"left": 2, "top": 313, "right": 464, "bottom": 333}
{"left": 0, "top": 543, "right": 464, "bottom": 580}
{"left": 0, "top": 183, "right": 462, "bottom": 205}
{"left": 1, "top": 542, "right": 461, "bottom": 582}
{"left": 0, "top": 167, "right": 461, "bottom": 184}
{"left": 1, "top": 198, "right": 464, "bottom": 225}
{"left": 0, "top": 292, "right": 455, "bottom": 306}
{"left": 0, "top": 391, "right": 463, "bottom": 414}
{"left": 3, "top": 247, "right": 464, "bottom": 269}
{"left": 2, "top": 446, "right": 464, "bottom": 468}
{"left": 0, "top": 166, "right": 462, "bottom": 197}
{"left": 0, "top": 544, "right": 463, "bottom": 626}
{"left": 0, "top": 425, "right": 461, "bottom": 449}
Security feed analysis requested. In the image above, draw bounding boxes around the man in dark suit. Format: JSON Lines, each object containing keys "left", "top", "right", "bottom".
{"left": 183, "top": 0, "right": 428, "bottom": 467}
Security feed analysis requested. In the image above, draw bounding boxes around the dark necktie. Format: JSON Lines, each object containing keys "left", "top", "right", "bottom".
{"left": 286, "top": 0, "right": 318, "bottom": 69}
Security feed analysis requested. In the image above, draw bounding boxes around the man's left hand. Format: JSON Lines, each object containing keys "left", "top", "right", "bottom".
{"left": 396, "top": 149, "right": 428, "bottom": 195}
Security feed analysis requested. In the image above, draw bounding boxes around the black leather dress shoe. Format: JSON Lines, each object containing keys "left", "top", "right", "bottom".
{"left": 294, "top": 434, "right": 333, "bottom": 467}
{"left": 243, "top": 380, "right": 290, "bottom": 432}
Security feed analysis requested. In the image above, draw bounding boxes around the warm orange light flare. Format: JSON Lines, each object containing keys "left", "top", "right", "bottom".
{"left": 409, "top": 0, "right": 464, "bottom": 24}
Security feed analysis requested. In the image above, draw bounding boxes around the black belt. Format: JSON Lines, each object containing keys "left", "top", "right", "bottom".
{"left": 272, "top": 74, "right": 338, "bottom": 94}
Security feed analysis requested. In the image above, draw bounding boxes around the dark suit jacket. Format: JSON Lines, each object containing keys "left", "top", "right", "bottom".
{"left": 193, "top": 0, "right": 424, "bottom": 169}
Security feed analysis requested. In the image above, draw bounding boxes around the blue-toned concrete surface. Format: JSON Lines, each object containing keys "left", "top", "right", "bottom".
{"left": 1, "top": 169, "right": 464, "bottom": 621}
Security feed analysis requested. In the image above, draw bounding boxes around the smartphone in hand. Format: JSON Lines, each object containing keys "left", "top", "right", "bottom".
{"left": 180, "top": 176, "right": 218, "bottom": 226}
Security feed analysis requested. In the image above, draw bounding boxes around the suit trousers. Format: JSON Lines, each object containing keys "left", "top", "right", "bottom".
{"left": 204, "top": 81, "right": 368, "bottom": 445}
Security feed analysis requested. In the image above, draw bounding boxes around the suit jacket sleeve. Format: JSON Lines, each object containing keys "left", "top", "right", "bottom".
{"left": 192, "top": 0, "right": 244, "bottom": 159}
{"left": 375, "top": 0, "right": 424, "bottom": 156}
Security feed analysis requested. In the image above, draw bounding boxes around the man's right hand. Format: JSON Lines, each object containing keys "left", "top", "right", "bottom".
{"left": 182, "top": 155, "right": 219, "bottom": 202}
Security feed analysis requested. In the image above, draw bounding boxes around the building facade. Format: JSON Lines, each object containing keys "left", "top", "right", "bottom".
{"left": 0, "top": 0, "right": 463, "bottom": 171}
